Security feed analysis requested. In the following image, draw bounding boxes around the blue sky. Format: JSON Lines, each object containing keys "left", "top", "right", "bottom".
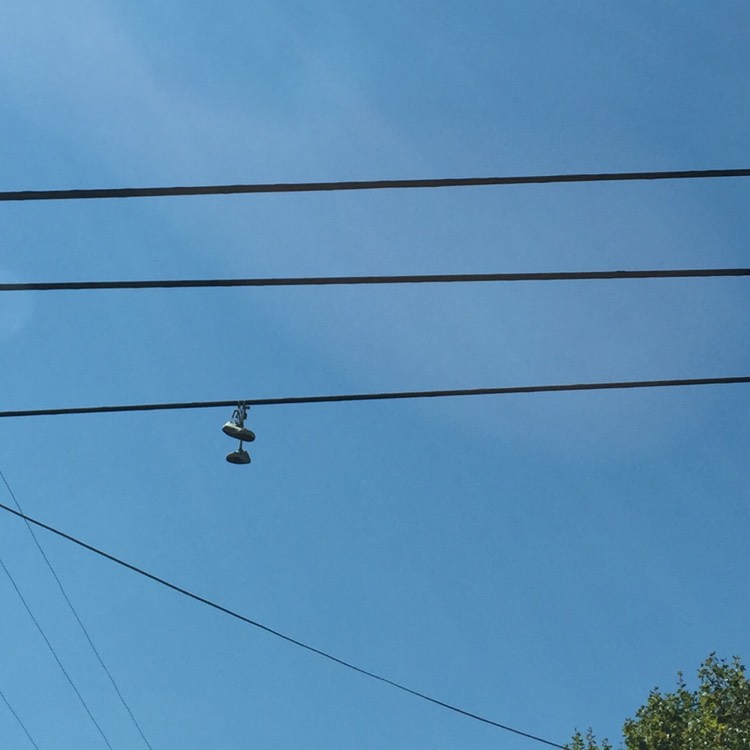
{"left": 1, "top": 2, "right": 749, "bottom": 748}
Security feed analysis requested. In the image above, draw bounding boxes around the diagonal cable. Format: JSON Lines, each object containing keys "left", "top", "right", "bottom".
{"left": 0, "top": 555, "right": 114, "bottom": 748}
{"left": 0, "top": 468, "right": 154, "bottom": 750}
{"left": 0, "top": 685, "right": 41, "bottom": 749}
{"left": 0, "top": 500, "right": 565, "bottom": 749}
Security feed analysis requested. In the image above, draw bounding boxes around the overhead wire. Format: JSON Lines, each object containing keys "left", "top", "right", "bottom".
{"left": 0, "top": 686, "right": 41, "bottom": 750}
{"left": 1, "top": 165, "right": 746, "bottom": 746}
{"left": 0, "top": 500, "right": 565, "bottom": 749}
{"left": 0, "top": 375, "right": 748, "bottom": 420}
{"left": 0, "top": 468, "right": 154, "bottom": 750}
{"left": 0, "top": 556, "right": 114, "bottom": 749}
{"left": 0, "top": 167, "right": 748, "bottom": 203}
{"left": 1, "top": 267, "right": 749, "bottom": 292}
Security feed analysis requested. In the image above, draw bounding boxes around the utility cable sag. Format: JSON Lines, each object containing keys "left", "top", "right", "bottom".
{"left": 0, "top": 167, "right": 748, "bottom": 202}
{"left": 1, "top": 267, "right": 749, "bottom": 292}
{"left": 0, "top": 468, "right": 154, "bottom": 750}
{"left": 0, "top": 500, "right": 565, "bottom": 748}
{"left": 0, "top": 686, "right": 41, "bottom": 749}
{"left": 1, "top": 376, "right": 749, "bottom": 420}
{"left": 0, "top": 556, "right": 114, "bottom": 749}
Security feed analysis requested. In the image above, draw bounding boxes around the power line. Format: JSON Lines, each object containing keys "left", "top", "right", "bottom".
{"left": 0, "top": 686, "right": 40, "bottom": 750}
{"left": 2, "top": 267, "right": 750, "bottom": 293}
{"left": 0, "top": 469, "right": 154, "bottom": 750}
{"left": 0, "top": 376, "right": 748, "bottom": 420}
{"left": 1, "top": 167, "right": 748, "bottom": 203}
{"left": 0, "top": 501, "right": 565, "bottom": 749}
{"left": 0, "top": 556, "right": 115, "bottom": 749}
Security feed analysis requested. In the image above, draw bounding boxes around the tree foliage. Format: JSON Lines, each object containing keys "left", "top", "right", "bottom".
{"left": 569, "top": 655, "right": 750, "bottom": 750}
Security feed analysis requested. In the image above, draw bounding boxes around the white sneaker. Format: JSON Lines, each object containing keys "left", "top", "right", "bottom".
{"left": 222, "top": 422, "right": 256, "bottom": 442}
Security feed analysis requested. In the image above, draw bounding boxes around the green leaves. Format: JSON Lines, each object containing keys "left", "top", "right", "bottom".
{"left": 568, "top": 728, "right": 613, "bottom": 750}
{"left": 569, "top": 655, "right": 750, "bottom": 750}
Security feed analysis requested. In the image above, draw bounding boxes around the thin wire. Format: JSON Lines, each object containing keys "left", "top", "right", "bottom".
{"left": 0, "top": 556, "right": 114, "bottom": 749}
{"left": 0, "top": 167, "right": 748, "bottom": 202}
{"left": 1, "top": 267, "right": 749, "bottom": 292}
{"left": 0, "top": 375, "right": 748, "bottom": 420}
{"left": 0, "top": 469, "right": 154, "bottom": 750}
{"left": 0, "top": 501, "right": 564, "bottom": 749}
{"left": 0, "top": 686, "right": 41, "bottom": 749}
